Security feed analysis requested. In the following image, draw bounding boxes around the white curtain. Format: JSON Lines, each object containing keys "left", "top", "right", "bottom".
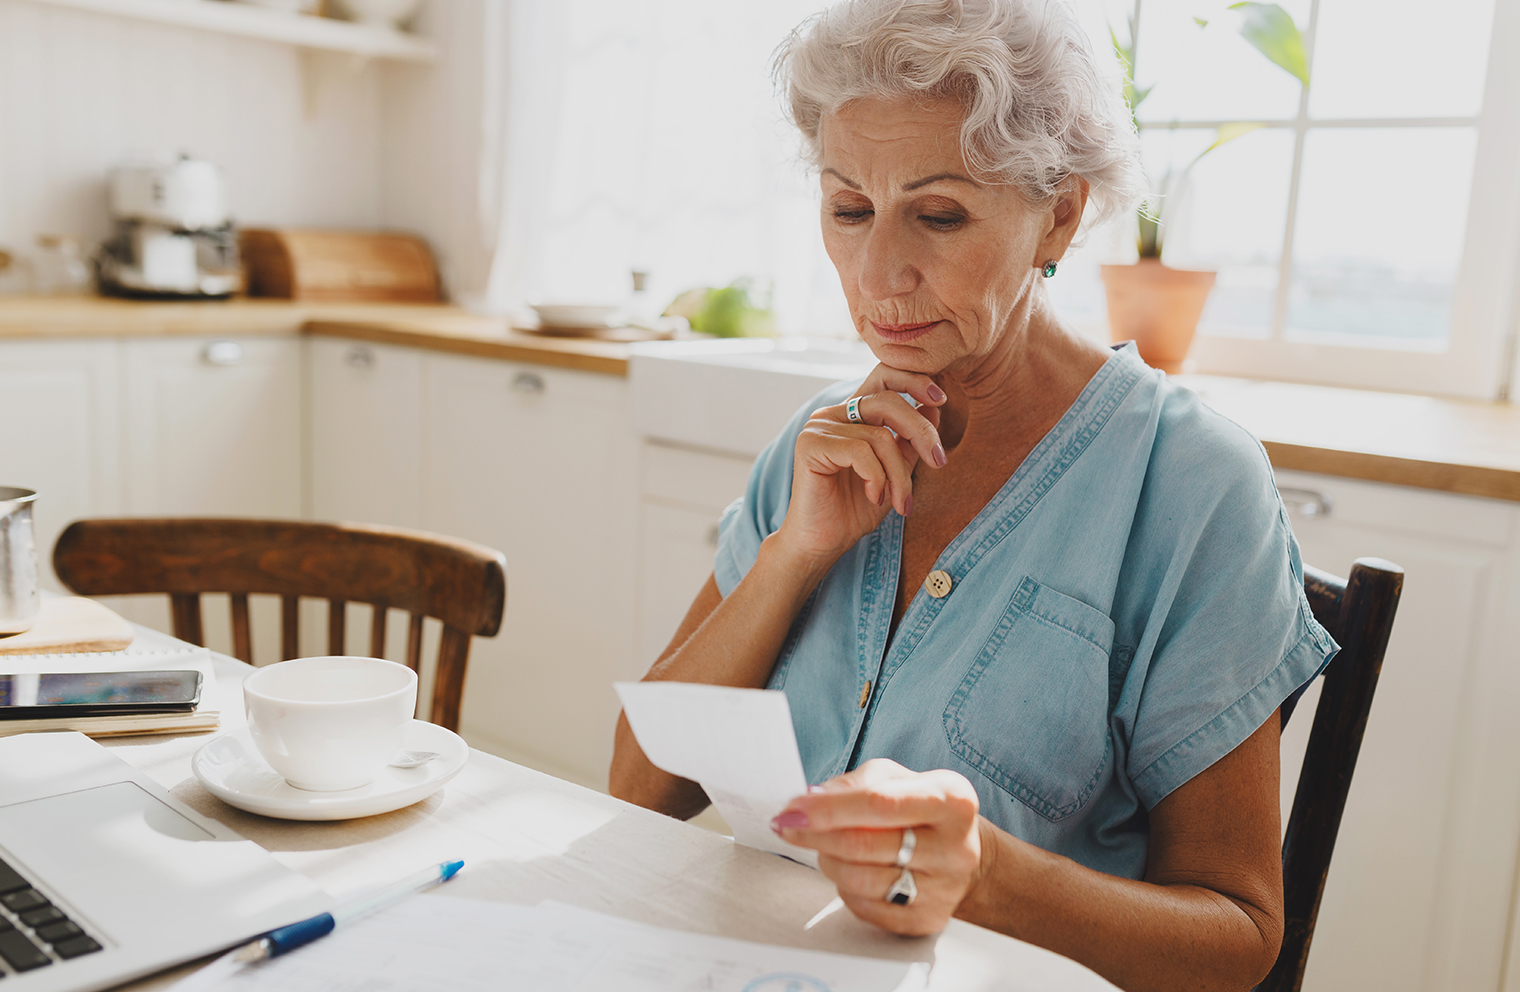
{"left": 480, "top": 0, "right": 852, "bottom": 336}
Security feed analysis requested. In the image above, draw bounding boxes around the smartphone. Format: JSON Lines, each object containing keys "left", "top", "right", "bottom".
{"left": 0, "top": 670, "right": 203, "bottom": 719}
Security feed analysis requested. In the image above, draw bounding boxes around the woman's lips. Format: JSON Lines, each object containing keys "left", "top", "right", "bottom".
{"left": 869, "top": 320, "right": 941, "bottom": 343}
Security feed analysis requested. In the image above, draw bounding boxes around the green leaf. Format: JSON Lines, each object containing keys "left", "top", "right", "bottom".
{"left": 1185, "top": 121, "right": 1266, "bottom": 172}
{"left": 1227, "top": 2, "right": 1310, "bottom": 86}
{"left": 1110, "top": 18, "right": 1150, "bottom": 115}
{"left": 1193, "top": 16, "right": 1209, "bottom": 27}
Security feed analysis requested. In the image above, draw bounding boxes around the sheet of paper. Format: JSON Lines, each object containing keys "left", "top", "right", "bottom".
{"left": 179, "top": 894, "right": 923, "bottom": 992}
{"left": 0, "top": 623, "right": 214, "bottom": 685}
{"left": 615, "top": 681, "right": 816, "bottom": 865}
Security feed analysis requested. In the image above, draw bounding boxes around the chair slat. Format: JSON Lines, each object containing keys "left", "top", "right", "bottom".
{"left": 405, "top": 612, "right": 424, "bottom": 672}
{"left": 170, "top": 593, "right": 203, "bottom": 647}
{"left": 281, "top": 595, "right": 299, "bottom": 661}
{"left": 328, "top": 599, "right": 346, "bottom": 655}
{"left": 370, "top": 605, "right": 387, "bottom": 659}
{"left": 230, "top": 593, "right": 252, "bottom": 664}
{"left": 432, "top": 626, "right": 471, "bottom": 731}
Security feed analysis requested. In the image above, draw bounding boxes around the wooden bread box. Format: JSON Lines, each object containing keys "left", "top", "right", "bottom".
{"left": 240, "top": 228, "right": 442, "bottom": 302}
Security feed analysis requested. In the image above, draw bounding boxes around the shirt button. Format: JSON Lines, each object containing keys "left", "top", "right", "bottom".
{"left": 924, "top": 570, "right": 953, "bottom": 599}
{"left": 858, "top": 681, "right": 872, "bottom": 709}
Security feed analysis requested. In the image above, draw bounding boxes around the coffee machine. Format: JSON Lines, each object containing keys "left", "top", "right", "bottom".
{"left": 97, "top": 156, "right": 240, "bottom": 298}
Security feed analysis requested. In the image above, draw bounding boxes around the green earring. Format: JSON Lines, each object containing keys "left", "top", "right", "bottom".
{"left": 1041, "top": 260, "right": 1058, "bottom": 278}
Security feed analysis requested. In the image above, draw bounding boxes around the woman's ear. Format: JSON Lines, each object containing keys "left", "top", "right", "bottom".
{"left": 1037, "top": 175, "right": 1090, "bottom": 264}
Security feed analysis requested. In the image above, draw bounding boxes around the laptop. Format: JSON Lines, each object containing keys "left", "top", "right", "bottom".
{"left": 0, "top": 731, "right": 331, "bottom": 991}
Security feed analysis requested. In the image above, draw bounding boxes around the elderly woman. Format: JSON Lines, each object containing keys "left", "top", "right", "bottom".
{"left": 609, "top": 2, "right": 1335, "bottom": 989}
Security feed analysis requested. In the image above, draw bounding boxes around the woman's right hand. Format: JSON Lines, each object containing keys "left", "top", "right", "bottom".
{"left": 775, "top": 365, "right": 949, "bottom": 564}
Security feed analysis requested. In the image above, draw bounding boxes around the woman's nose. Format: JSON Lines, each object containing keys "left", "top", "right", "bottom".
{"left": 857, "top": 220, "right": 920, "bottom": 301}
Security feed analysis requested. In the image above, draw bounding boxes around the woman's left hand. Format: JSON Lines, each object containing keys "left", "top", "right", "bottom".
{"left": 770, "top": 759, "right": 986, "bottom": 936}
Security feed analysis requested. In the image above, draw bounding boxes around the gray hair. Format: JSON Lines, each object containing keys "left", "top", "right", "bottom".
{"left": 774, "top": 0, "right": 1144, "bottom": 230}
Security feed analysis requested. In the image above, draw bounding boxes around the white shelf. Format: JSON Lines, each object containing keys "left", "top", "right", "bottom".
{"left": 26, "top": 0, "right": 437, "bottom": 62}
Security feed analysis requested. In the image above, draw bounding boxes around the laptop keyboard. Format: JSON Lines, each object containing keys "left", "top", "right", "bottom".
{"left": 0, "top": 855, "right": 103, "bottom": 974}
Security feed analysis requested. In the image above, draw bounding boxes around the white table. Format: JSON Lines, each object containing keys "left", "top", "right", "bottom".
{"left": 107, "top": 655, "right": 1116, "bottom": 991}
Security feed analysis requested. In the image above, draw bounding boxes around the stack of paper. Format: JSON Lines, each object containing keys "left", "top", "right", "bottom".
{"left": 180, "top": 895, "right": 925, "bottom": 992}
{"left": 0, "top": 623, "right": 218, "bottom": 739}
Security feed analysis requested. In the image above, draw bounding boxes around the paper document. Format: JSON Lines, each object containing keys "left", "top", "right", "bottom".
{"left": 615, "top": 681, "right": 816, "bottom": 866}
{"left": 0, "top": 623, "right": 214, "bottom": 684}
{"left": 177, "top": 894, "right": 923, "bottom": 992}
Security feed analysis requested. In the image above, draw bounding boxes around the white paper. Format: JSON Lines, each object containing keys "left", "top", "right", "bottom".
{"left": 615, "top": 681, "right": 816, "bottom": 866}
{"left": 179, "top": 894, "right": 924, "bottom": 992}
{"left": 0, "top": 623, "right": 215, "bottom": 685}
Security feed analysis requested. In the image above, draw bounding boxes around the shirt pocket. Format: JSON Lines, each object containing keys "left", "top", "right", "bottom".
{"left": 943, "top": 577, "right": 1115, "bottom": 822}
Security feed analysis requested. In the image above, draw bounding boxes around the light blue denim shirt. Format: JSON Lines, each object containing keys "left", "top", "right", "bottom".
{"left": 714, "top": 344, "right": 1337, "bottom": 880}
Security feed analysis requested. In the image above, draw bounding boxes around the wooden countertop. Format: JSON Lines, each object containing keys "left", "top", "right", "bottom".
{"left": 0, "top": 296, "right": 632, "bottom": 376}
{"left": 3, "top": 297, "right": 1517, "bottom": 502}
{"left": 1173, "top": 375, "right": 1520, "bottom": 503}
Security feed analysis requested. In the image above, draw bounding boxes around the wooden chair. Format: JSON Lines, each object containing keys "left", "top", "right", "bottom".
{"left": 1260, "top": 557, "right": 1404, "bottom": 992}
{"left": 52, "top": 518, "right": 506, "bottom": 732}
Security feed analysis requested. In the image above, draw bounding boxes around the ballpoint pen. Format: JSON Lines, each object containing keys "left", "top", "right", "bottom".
{"left": 228, "top": 859, "right": 464, "bottom": 964}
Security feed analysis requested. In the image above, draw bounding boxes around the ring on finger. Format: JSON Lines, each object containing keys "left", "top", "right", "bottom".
{"left": 894, "top": 827, "right": 916, "bottom": 869}
{"left": 846, "top": 395, "right": 864, "bottom": 423}
{"left": 885, "top": 868, "right": 917, "bottom": 907}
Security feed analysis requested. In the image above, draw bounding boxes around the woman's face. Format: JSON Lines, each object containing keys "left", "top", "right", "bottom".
{"left": 818, "top": 95, "right": 1072, "bottom": 375}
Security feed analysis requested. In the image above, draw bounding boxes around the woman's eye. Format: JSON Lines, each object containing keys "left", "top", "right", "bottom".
{"left": 920, "top": 214, "right": 965, "bottom": 230}
{"left": 832, "top": 208, "right": 873, "bottom": 224}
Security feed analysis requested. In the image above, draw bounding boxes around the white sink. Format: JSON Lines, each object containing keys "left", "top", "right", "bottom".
{"left": 630, "top": 338, "right": 877, "bottom": 456}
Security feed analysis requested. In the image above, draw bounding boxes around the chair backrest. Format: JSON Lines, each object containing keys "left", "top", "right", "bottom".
{"left": 1260, "top": 557, "right": 1403, "bottom": 992}
{"left": 52, "top": 518, "right": 507, "bottom": 732}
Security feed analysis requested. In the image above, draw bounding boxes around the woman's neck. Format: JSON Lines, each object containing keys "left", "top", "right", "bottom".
{"left": 934, "top": 295, "right": 1110, "bottom": 456}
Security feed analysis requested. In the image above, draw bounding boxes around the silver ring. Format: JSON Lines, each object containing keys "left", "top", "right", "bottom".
{"left": 894, "top": 827, "right": 916, "bottom": 869}
{"left": 885, "top": 868, "right": 917, "bottom": 906}
{"left": 846, "top": 396, "right": 864, "bottom": 423}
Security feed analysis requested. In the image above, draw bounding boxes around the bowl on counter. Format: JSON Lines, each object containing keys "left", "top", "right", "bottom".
{"left": 529, "top": 303, "right": 627, "bottom": 334}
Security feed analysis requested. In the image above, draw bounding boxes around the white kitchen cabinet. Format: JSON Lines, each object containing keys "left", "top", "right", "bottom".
{"left": 115, "top": 336, "right": 304, "bottom": 662}
{"left": 1272, "top": 469, "right": 1520, "bottom": 992}
{"left": 308, "top": 337, "right": 424, "bottom": 529}
{"left": 0, "top": 338, "right": 121, "bottom": 588}
{"left": 122, "top": 337, "right": 303, "bottom": 518}
{"left": 421, "top": 354, "right": 639, "bottom": 787}
{"left": 636, "top": 441, "right": 753, "bottom": 671}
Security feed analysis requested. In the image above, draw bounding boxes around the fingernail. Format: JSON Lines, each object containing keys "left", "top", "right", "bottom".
{"left": 931, "top": 443, "right": 947, "bottom": 468}
{"left": 927, "top": 383, "right": 947, "bottom": 403}
{"left": 875, "top": 487, "right": 886, "bottom": 507}
{"left": 903, "top": 494, "right": 914, "bottom": 518}
{"left": 772, "top": 810, "right": 809, "bottom": 830}
{"left": 807, "top": 785, "right": 827, "bottom": 794}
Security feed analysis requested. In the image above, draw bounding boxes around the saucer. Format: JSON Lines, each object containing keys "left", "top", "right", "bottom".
{"left": 192, "top": 720, "right": 468, "bottom": 821}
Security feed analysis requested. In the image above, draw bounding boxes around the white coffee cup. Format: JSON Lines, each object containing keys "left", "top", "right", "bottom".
{"left": 243, "top": 656, "right": 417, "bottom": 792}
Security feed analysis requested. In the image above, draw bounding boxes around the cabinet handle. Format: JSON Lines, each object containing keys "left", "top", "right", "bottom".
{"left": 344, "top": 346, "right": 374, "bottom": 369}
{"left": 705, "top": 523, "right": 721, "bottom": 548}
{"left": 201, "top": 341, "right": 243, "bottom": 366}
{"left": 1279, "top": 486, "right": 1332, "bottom": 518}
{"left": 512, "top": 372, "right": 545, "bottom": 394}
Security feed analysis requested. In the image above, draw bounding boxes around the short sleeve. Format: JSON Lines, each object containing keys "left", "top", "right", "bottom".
{"left": 1122, "top": 399, "right": 1339, "bottom": 809}
{"left": 714, "top": 379, "right": 861, "bottom": 598}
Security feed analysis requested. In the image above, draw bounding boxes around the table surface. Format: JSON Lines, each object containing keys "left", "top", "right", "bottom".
{"left": 103, "top": 655, "right": 1116, "bottom": 992}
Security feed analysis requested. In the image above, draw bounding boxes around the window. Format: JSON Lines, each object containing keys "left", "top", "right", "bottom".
{"left": 496, "top": 0, "right": 1520, "bottom": 398}
{"left": 1053, "top": 0, "right": 1520, "bottom": 398}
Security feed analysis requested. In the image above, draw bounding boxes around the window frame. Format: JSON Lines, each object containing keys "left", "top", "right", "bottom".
{"left": 1131, "top": 0, "right": 1520, "bottom": 400}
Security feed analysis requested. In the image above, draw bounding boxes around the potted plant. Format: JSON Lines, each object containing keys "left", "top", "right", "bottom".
{"left": 1100, "top": 2, "right": 1310, "bottom": 373}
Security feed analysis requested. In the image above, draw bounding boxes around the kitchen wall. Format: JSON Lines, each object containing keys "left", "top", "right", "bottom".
{"left": 0, "top": 0, "right": 388, "bottom": 283}
{"left": 376, "top": 0, "right": 493, "bottom": 308}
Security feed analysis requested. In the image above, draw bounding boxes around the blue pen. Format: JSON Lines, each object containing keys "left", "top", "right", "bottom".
{"left": 230, "top": 859, "right": 464, "bottom": 963}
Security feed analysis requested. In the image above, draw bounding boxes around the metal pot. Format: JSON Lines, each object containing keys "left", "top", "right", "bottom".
{"left": 0, "top": 487, "right": 39, "bottom": 636}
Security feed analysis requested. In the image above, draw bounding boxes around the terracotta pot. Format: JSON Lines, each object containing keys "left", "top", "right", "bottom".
{"left": 1099, "top": 260, "right": 1216, "bottom": 374}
